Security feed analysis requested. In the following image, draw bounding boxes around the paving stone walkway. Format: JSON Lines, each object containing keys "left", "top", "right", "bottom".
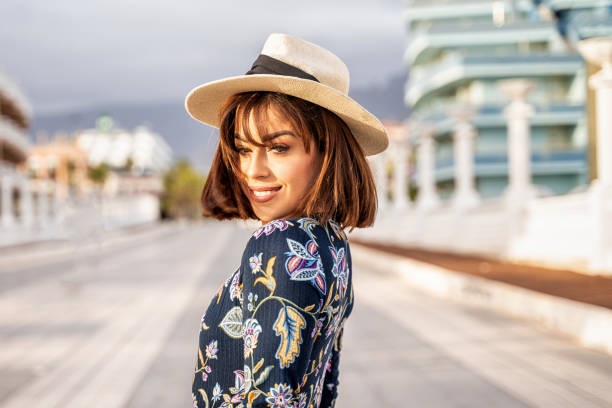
{"left": 0, "top": 221, "right": 610, "bottom": 407}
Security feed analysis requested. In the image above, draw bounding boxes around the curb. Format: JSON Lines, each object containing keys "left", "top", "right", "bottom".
{"left": 0, "top": 221, "right": 183, "bottom": 271}
{"left": 351, "top": 243, "right": 612, "bottom": 356}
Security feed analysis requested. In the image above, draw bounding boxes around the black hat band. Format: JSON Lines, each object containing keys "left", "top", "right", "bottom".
{"left": 246, "top": 54, "right": 319, "bottom": 82}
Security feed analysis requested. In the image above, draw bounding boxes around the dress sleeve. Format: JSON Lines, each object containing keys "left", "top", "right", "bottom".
{"left": 240, "top": 223, "right": 325, "bottom": 407}
{"left": 318, "top": 326, "right": 344, "bottom": 408}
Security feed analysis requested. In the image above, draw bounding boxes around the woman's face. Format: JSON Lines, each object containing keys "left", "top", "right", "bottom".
{"left": 234, "top": 106, "right": 321, "bottom": 224}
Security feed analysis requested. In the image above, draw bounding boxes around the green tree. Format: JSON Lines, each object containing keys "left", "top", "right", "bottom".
{"left": 122, "top": 157, "right": 134, "bottom": 172}
{"left": 88, "top": 163, "right": 110, "bottom": 185}
{"left": 161, "top": 160, "right": 206, "bottom": 219}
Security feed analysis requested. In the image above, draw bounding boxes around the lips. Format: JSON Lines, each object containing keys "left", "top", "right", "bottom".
{"left": 248, "top": 186, "right": 282, "bottom": 203}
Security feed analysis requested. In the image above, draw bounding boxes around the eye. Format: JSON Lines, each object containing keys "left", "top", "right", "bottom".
{"left": 235, "top": 146, "right": 251, "bottom": 155}
{"left": 269, "top": 144, "right": 289, "bottom": 153}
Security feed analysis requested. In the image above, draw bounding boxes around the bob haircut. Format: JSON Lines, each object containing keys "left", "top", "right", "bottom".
{"left": 200, "top": 91, "right": 377, "bottom": 229}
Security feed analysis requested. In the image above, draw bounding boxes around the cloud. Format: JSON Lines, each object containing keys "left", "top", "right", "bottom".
{"left": 0, "top": 0, "right": 406, "bottom": 114}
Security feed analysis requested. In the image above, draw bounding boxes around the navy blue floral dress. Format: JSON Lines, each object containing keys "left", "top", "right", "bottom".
{"left": 192, "top": 217, "right": 353, "bottom": 408}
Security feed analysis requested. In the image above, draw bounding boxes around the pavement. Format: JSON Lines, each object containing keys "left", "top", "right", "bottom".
{"left": 350, "top": 242, "right": 612, "bottom": 356}
{"left": 0, "top": 221, "right": 611, "bottom": 407}
{"left": 350, "top": 239, "right": 612, "bottom": 309}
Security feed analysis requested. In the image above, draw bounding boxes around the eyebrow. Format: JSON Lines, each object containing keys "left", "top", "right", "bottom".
{"left": 233, "top": 131, "right": 297, "bottom": 142}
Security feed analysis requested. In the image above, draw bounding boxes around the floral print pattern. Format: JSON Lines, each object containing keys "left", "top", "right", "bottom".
{"left": 243, "top": 318, "right": 263, "bottom": 358}
{"left": 272, "top": 305, "right": 306, "bottom": 368}
{"left": 253, "top": 219, "right": 294, "bottom": 239}
{"left": 193, "top": 217, "right": 353, "bottom": 408}
{"left": 249, "top": 253, "right": 264, "bottom": 275}
{"left": 329, "top": 247, "right": 348, "bottom": 299}
{"left": 284, "top": 238, "right": 326, "bottom": 295}
{"left": 206, "top": 340, "right": 219, "bottom": 360}
{"left": 265, "top": 383, "right": 294, "bottom": 407}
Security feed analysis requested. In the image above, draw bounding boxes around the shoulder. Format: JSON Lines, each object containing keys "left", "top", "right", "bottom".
{"left": 241, "top": 217, "right": 347, "bottom": 298}
{"left": 244, "top": 217, "right": 349, "bottom": 251}
{"left": 243, "top": 218, "right": 325, "bottom": 264}
{"left": 246, "top": 217, "right": 331, "bottom": 249}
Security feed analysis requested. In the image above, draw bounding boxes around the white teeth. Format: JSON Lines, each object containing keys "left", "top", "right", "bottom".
{"left": 253, "top": 190, "right": 275, "bottom": 197}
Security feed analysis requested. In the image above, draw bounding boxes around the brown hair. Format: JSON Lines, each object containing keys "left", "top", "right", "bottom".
{"left": 200, "top": 92, "right": 377, "bottom": 229}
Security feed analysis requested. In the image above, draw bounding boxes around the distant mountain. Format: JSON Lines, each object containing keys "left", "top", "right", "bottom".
{"left": 349, "top": 71, "right": 409, "bottom": 122}
{"left": 31, "top": 72, "right": 409, "bottom": 173}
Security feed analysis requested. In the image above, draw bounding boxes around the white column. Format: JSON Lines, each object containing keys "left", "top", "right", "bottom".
{"left": 499, "top": 79, "right": 537, "bottom": 207}
{"left": 578, "top": 38, "right": 612, "bottom": 273}
{"left": 450, "top": 108, "right": 481, "bottom": 211}
{"left": 393, "top": 124, "right": 411, "bottom": 211}
{"left": 579, "top": 38, "right": 612, "bottom": 186}
{"left": 37, "top": 181, "right": 49, "bottom": 227}
{"left": 1, "top": 174, "right": 15, "bottom": 227}
{"left": 19, "top": 177, "right": 34, "bottom": 227}
{"left": 416, "top": 125, "right": 440, "bottom": 212}
{"left": 372, "top": 152, "right": 389, "bottom": 213}
{"left": 50, "top": 181, "right": 60, "bottom": 222}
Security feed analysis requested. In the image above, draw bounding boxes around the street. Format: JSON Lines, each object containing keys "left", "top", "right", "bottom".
{"left": 0, "top": 221, "right": 611, "bottom": 407}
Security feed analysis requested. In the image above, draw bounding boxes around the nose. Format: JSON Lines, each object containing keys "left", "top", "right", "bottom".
{"left": 244, "top": 148, "right": 270, "bottom": 180}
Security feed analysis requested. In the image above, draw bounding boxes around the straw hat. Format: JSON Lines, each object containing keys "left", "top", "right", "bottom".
{"left": 185, "top": 33, "right": 388, "bottom": 156}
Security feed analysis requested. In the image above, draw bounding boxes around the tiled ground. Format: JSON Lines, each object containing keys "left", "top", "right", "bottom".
{"left": 1, "top": 221, "right": 611, "bottom": 407}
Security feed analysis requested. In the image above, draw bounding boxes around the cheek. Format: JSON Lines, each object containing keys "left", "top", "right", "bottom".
{"left": 288, "top": 156, "right": 318, "bottom": 189}
{"left": 238, "top": 158, "right": 247, "bottom": 175}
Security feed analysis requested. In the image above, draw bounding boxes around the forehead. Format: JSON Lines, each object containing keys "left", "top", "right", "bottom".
{"left": 235, "top": 103, "right": 294, "bottom": 135}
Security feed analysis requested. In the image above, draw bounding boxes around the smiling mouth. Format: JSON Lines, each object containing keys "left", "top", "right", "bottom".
{"left": 248, "top": 186, "right": 281, "bottom": 203}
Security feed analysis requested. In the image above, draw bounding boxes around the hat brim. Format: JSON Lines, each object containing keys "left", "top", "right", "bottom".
{"left": 185, "top": 74, "right": 388, "bottom": 156}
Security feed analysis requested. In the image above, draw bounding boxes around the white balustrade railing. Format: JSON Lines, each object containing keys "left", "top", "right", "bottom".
{"left": 364, "top": 64, "right": 612, "bottom": 274}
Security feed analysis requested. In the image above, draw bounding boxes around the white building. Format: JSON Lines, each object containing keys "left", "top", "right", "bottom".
{"left": 75, "top": 116, "right": 172, "bottom": 174}
{"left": 0, "top": 70, "right": 59, "bottom": 245}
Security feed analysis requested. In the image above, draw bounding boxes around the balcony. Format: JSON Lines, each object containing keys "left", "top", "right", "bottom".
{"left": 0, "top": 116, "right": 31, "bottom": 163}
{"left": 411, "top": 103, "right": 585, "bottom": 137}
{"left": 406, "top": 53, "right": 583, "bottom": 107}
{"left": 564, "top": 9, "right": 612, "bottom": 44}
{"left": 406, "top": 20, "right": 560, "bottom": 65}
{"left": 0, "top": 72, "right": 32, "bottom": 123}
{"left": 434, "top": 148, "right": 588, "bottom": 182}
{"left": 540, "top": 0, "right": 612, "bottom": 12}
{"left": 404, "top": 0, "right": 510, "bottom": 26}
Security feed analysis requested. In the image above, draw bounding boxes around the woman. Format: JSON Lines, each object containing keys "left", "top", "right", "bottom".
{"left": 185, "top": 33, "right": 388, "bottom": 408}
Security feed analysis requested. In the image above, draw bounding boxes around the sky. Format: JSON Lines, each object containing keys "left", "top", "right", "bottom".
{"left": 0, "top": 0, "right": 407, "bottom": 115}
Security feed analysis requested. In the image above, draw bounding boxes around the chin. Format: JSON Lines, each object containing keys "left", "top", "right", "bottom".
{"left": 254, "top": 208, "right": 290, "bottom": 224}
{"left": 253, "top": 210, "right": 276, "bottom": 224}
